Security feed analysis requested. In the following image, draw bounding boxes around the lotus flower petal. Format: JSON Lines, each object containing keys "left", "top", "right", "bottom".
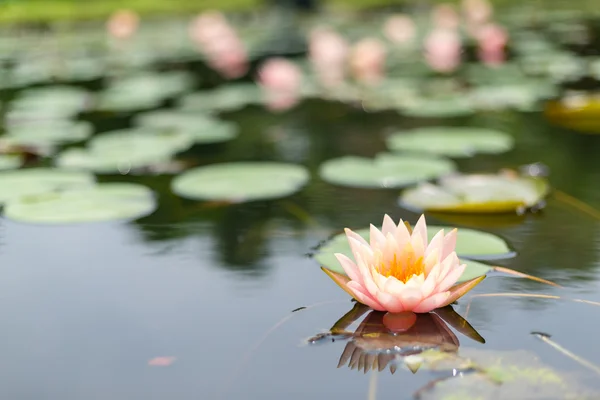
{"left": 321, "top": 214, "right": 485, "bottom": 313}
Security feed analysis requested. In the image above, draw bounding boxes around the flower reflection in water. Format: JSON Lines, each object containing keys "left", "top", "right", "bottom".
{"left": 308, "top": 303, "right": 484, "bottom": 374}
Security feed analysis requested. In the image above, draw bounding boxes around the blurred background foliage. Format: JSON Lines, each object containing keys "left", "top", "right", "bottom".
{"left": 0, "top": 0, "right": 598, "bottom": 23}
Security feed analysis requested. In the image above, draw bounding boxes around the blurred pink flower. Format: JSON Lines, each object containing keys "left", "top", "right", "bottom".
{"left": 476, "top": 23, "right": 508, "bottom": 66}
{"left": 308, "top": 28, "right": 349, "bottom": 88}
{"left": 189, "top": 11, "right": 249, "bottom": 79}
{"left": 322, "top": 215, "right": 484, "bottom": 313}
{"left": 424, "top": 28, "right": 462, "bottom": 73}
{"left": 431, "top": 4, "right": 460, "bottom": 31}
{"left": 350, "top": 38, "right": 387, "bottom": 86}
{"left": 462, "top": 0, "right": 493, "bottom": 26}
{"left": 383, "top": 14, "right": 416, "bottom": 45}
{"left": 106, "top": 10, "right": 140, "bottom": 40}
{"left": 257, "top": 58, "right": 303, "bottom": 111}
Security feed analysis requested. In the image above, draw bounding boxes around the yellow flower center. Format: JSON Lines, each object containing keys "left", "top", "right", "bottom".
{"left": 377, "top": 248, "right": 425, "bottom": 283}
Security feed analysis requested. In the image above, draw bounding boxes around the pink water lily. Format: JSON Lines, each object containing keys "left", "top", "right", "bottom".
{"left": 322, "top": 215, "right": 484, "bottom": 313}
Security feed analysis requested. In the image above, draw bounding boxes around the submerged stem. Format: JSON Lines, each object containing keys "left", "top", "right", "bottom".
{"left": 367, "top": 369, "right": 378, "bottom": 400}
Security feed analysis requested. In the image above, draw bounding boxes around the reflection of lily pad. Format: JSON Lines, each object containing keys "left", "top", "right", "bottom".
{"left": 314, "top": 226, "right": 499, "bottom": 282}
{"left": 178, "top": 83, "right": 261, "bottom": 113}
{"left": 56, "top": 128, "right": 193, "bottom": 174}
{"left": 4, "top": 120, "right": 93, "bottom": 145}
{"left": 134, "top": 111, "right": 239, "bottom": 144}
{"left": 319, "top": 153, "right": 456, "bottom": 189}
{"left": 400, "top": 174, "right": 550, "bottom": 213}
{"left": 4, "top": 183, "right": 156, "bottom": 224}
{"left": 171, "top": 162, "right": 309, "bottom": 202}
{"left": 0, "top": 168, "right": 96, "bottom": 203}
{"left": 387, "top": 127, "right": 514, "bottom": 157}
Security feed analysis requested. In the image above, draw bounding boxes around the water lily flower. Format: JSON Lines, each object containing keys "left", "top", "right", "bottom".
{"left": 349, "top": 38, "right": 387, "bottom": 86}
{"left": 308, "top": 28, "right": 349, "bottom": 88}
{"left": 424, "top": 28, "right": 462, "bottom": 73}
{"left": 189, "top": 11, "right": 249, "bottom": 79}
{"left": 321, "top": 215, "right": 484, "bottom": 313}
{"left": 383, "top": 14, "right": 416, "bottom": 46}
{"left": 476, "top": 23, "right": 509, "bottom": 66}
{"left": 106, "top": 9, "right": 140, "bottom": 40}
{"left": 257, "top": 57, "right": 303, "bottom": 111}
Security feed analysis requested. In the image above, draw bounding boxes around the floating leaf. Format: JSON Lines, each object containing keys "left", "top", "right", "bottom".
{"left": 313, "top": 226, "right": 506, "bottom": 282}
{"left": 319, "top": 153, "right": 456, "bottom": 189}
{"left": 178, "top": 83, "right": 261, "bottom": 113}
{"left": 4, "top": 183, "right": 156, "bottom": 224}
{"left": 387, "top": 127, "right": 514, "bottom": 157}
{"left": 97, "top": 71, "right": 195, "bottom": 112}
{"left": 56, "top": 128, "right": 193, "bottom": 174}
{"left": 0, "top": 154, "right": 24, "bottom": 170}
{"left": 0, "top": 168, "right": 96, "bottom": 203}
{"left": 400, "top": 173, "right": 550, "bottom": 213}
{"left": 171, "top": 162, "right": 309, "bottom": 202}
{"left": 398, "top": 96, "right": 475, "bottom": 118}
{"left": 8, "top": 86, "right": 91, "bottom": 121}
{"left": 134, "top": 111, "right": 239, "bottom": 144}
{"left": 4, "top": 120, "right": 93, "bottom": 146}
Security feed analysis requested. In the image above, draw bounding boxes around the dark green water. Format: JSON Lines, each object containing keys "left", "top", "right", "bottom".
{"left": 0, "top": 94, "right": 599, "bottom": 398}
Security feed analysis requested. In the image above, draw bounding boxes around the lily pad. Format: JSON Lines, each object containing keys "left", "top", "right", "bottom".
{"left": 4, "top": 120, "right": 93, "bottom": 146}
{"left": 398, "top": 97, "right": 475, "bottom": 118}
{"left": 8, "top": 86, "right": 91, "bottom": 120}
{"left": 399, "top": 173, "right": 550, "bottom": 213}
{"left": 134, "top": 111, "right": 239, "bottom": 144}
{"left": 319, "top": 153, "right": 456, "bottom": 189}
{"left": 313, "top": 226, "right": 500, "bottom": 282}
{"left": 0, "top": 154, "right": 24, "bottom": 170}
{"left": 178, "top": 83, "right": 262, "bottom": 113}
{"left": 4, "top": 183, "right": 156, "bottom": 224}
{"left": 56, "top": 128, "right": 193, "bottom": 174}
{"left": 97, "top": 71, "right": 195, "bottom": 112}
{"left": 0, "top": 168, "right": 96, "bottom": 203}
{"left": 386, "top": 127, "right": 514, "bottom": 157}
{"left": 171, "top": 162, "right": 309, "bottom": 202}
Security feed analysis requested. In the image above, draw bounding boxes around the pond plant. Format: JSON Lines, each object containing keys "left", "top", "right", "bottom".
{"left": 2, "top": 0, "right": 600, "bottom": 398}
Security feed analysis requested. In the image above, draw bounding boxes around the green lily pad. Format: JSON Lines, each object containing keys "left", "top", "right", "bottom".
{"left": 400, "top": 173, "right": 550, "bottom": 214}
{"left": 178, "top": 83, "right": 262, "bottom": 113}
{"left": 314, "top": 226, "right": 501, "bottom": 283}
{"left": 319, "top": 153, "right": 456, "bottom": 189}
{"left": 4, "top": 120, "right": 93, "bottom": 146}
{"left": 0, "top": 154, "right": 24, "bottom": 170}
{"left": 386, "top": 127, "right": 514, "bottom": 157}
{"left": 171, "top": 162, "right": 310, "bottom": 202}
{"left": 8, "top": 86, "right": 91, "bottom": 120}
{"left": 0, "top": 168, "right": 96, "bottom": 203}
{"left": 134, "top": 111, "right": 239, "bottom": 144}
{"left": 97, "top": 71, "right": 195, "bottom": 112}
{"left": 56, "top": 128, "right": 193, "bottom": 174}
{"left": 416, "top": 348, "right": 597, "bottom": 400}
{"left": 4, "top": 183, "right": 156, "bottom": 224}
{"left": 399, "top": 96, "right": 475, "bottom": 118}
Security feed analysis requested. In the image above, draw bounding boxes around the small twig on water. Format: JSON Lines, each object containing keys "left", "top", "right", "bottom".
{"left": 463, "top": 293, "right": 600, "bottom": 319}
{"left": 553, "top": 189, "right": 600, "bottom": 221}
{"left": 532, "top": 332, "right": 600, "bottom": 376}
{"left": 491, "top": 266, "right": 561, "bottom": 287}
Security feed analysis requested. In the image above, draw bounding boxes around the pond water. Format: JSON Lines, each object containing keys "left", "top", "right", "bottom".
{"left": 1, "top": 7, "right": 600, "bottom": 400}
